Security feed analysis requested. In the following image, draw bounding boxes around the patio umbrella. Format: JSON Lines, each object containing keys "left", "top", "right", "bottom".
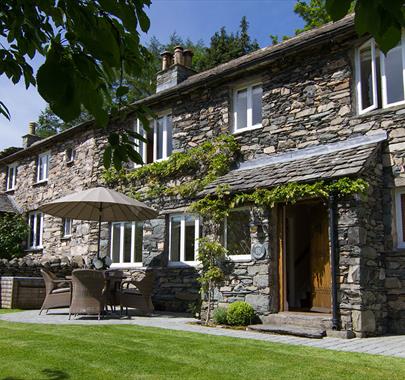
{"left": 40, "top": 187, "right": 158, "bottom": 260}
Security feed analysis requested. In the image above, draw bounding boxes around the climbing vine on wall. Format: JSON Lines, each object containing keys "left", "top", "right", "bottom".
{"left": 102, "top": 134, "right": 240, "bottom": 200}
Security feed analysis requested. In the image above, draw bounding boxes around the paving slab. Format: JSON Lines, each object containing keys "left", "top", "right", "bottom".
{"left": 1, "top": 309, "right": 405, "bottom": 359}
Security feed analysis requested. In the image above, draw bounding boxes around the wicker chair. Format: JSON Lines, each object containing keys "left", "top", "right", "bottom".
{"left": 39, "top": 269, "right": 71, "bottom": 315}
{"left": 69, "top": 269, "right": 106, "bottom": 320}
{"left": 104, "top": 270, "right": 125, "bottom": 312}
{"left": 119, "top": 271, "right": 155, "bottom": 316}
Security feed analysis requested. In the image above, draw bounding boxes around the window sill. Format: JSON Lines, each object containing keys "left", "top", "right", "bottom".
{"left": 61, "top": 236, "right": 71, "bottom": 241}
{"left": 352, "top": 103, "right": 405, "bottom": 120}
{"left": 110, "top": 263, "right": 143, "bottom": 269}
{"left": 34, "top": 180, "right": 48, "bottom": 186}
{"left": 233, "top": 124, "right": 262, "bottom": 135}
{"left": 168, "top": 261, "right": 200, "bottom": 268}
{"left": 5, "top": 188, "right": 15, "bottom": 193}
{"left": 227, "top": 255, "right": 252, "bottom": 262}
{"left": 24, "top": 247, "right": 43, "bottom": 253}
{"left": 66, "top": 160, "right": 74, "bottom": 166}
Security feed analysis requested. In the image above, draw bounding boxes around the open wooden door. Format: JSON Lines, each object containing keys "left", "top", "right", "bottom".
{"left": 309, "top": 204, "right": 331, "bottom": 313}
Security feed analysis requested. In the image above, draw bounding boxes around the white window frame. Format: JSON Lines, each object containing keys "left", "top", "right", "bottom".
{"left": 381, "top": 33, "right": 405, "bottom": 109}
{"left": 153, "top": 113, "right": 172, "bottom": 162}
{"left": 356, "top": 34, "right": 405, "bottom": 114}
{"left": 233, "top": 83, "right": 263, "bottom": 134}
{"left": 110, "top": 221, "right": 143, "bottom": 268}
{"left": 133, "top": 119, "right": 147, "bottom": 168}
{"left": 6, "top": 163, "right": 17, "bottom": 191}
{"left": 36, "top": 151, "right": 50, "bottom": 183}
{"left": 65, "top": 148, "right": 76, "bottom": 164}
{"left": 395, "top": 188, "right": 405, "bottom": 249}
{"left": 169, "top": 214, "right": 200, "bottom": 266}
{"left": 28, "top": 211, "right": 43, "bottom": 249}
{"left": 224, "top": 207, "right": 252, "bottom": 261}
{"left": 62, "top": 218, "right": 72, "bottom": 238}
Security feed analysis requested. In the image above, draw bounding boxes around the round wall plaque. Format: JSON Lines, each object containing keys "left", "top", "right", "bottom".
{"left": 251, "top": 243, "right": 267, "bottom": 260}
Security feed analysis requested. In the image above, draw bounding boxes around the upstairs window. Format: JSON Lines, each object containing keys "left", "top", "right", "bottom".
{"left": 66, "top": 148, "right": 76, "bottom": 164}
{"left": 169, "top": 214, "right": 200, "bottom": 264}
{"left": 154, "top": 114, "right": 172, "bottom": 161}
{"left": 110, "top": 222, "right": 143, "bottom": 266}
{"left": 37, "top": 151, "right": 50, "bottom": 183}
{"left": 356, "top": 35, "right": 405, "bottom": 114}
{"left": 233, "top": 84, "right": 262, "bottom": 133}
{"left": 6, "top": 163, "right": 17, "bottom": 191}
{"left": 28, "top": 211, "right": 43, "bottom": 249}
{"left": 62, "top": 218, "right": 72, "bottom": 238}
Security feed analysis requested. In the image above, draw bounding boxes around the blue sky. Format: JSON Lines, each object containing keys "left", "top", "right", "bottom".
{"left": 0, "top": 0, "right": 304, "bottom": 150}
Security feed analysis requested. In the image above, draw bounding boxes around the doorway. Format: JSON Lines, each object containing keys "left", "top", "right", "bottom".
{"left": 278, "top": 200, "right": 331, "bottom": 313}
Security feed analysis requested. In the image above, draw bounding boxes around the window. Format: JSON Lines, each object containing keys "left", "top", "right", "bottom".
{"left": 233, "top": 84, "right": 262, "bottom": 133}
{"left": 66, "top": 148, "right": 76, "bottom": 163}
{"left": 28, "top": 211, "right": 43, "bottom": 249}
{"left": 169, "top": 214, "right": 200, "bottom": 264}
{"left": 134, "top": 119, "right": 147, "bottom": 166}
{"left": 356, "top": 35, "right": 405, "bottom": 114}
{"left": 153, "top": 114, "right": 172, "bottom": 161}
{"left": 396, "top": 189, "right": 405, "bottom": 248}
{"left": 37, "top": 151, "right": 50, "bottom": 183}
{"left": 6, "top": 163, "right": 17, "bottom": 191}
{"left": 222, "top": 208, "right": 251, "bottom": 259}
{"left": 110, "top": 222, "right": 143, "bottom": 266}
{"left": 62, "top": 218, "right": 72, "bottom": 238}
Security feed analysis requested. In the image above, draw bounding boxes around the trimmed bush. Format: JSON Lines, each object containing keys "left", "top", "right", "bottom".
{"left": 213, "top": 307, "right": 228, "bottom": 325}
{"left": 0, "top": 213, "right": 28, "bottom": 260}
{"left": 226, "top": 301, "right": 255, "bottom": 326}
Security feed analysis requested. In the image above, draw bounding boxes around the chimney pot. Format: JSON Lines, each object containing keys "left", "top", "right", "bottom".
{"left": 28, "top": 121, "right": 37, "bottom": 135}
{"left": 174, "top": 46, "right": 184, "bottom": 65}
{"left": 160, "top": 51, "right": 173, "bottom": 71}
{"left": 183, "top": 49, "right": 194, "bottom": 68}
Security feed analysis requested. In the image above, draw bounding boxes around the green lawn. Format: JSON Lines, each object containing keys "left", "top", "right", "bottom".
{"left": 0, "top": 319, "right": 404, "bottom": 380}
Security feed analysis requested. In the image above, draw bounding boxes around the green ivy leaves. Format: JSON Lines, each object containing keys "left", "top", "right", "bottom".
{"left": 325, "top": 0, "right": 405, "bottom": 54}
{"left": 0, "top": 213, "right": 28, "bottom": 260}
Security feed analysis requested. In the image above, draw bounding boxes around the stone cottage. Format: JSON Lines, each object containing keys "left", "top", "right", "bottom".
{"left": 1, "top": 14, "right": 405, "bottom": 337}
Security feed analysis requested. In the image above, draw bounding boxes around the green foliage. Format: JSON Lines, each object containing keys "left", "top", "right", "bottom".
{"left": 325, "top": 0, "right": 405, "bottom": 54}
{"left": 294, "top": 0, "right": 334, "bottom": 34}
{"left": 103, "top": 134, "right": 239, "bottom": 200}
{"left": 226, "top": 301, "right": 255, "bottom": 326}
{"left": 213, "top": 307, "right": 228, "bottom": 325}
{"left": 0, "top": 213, "right": 28, "bottom": 260}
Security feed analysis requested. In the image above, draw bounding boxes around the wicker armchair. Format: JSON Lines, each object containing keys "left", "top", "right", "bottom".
{"left": 69, "top": 269, "right": 106, "bottom": 320}
{"left": 39, "top": 269, "right": 71, "bottom": 315}
{"left": 119, "top": 271, "right": 155, "bottom": 316}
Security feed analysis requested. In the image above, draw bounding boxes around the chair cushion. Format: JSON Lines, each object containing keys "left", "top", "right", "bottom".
{"left": 52, "top": 287, "right": 71, "bottom": 294}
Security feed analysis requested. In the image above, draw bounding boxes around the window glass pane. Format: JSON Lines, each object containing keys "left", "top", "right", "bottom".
{"left": 63, "top": 218, "right": 72, "bottom": 236}
{"left": 166, "top": 116, "right": 173, "bottom": 157}
{"left": 134, "top": 222, "right": 143, "bottom": 263}
{"left": 252, "top": 85, "right": 263, "bottom": 126}
{"left": 236, "top": 89, "right": 247, "bottom": 130}
{"left": 156, "top": 118, "right": 164, "bottom": 160}
{"left": 170, "top": 216, "right": 181, "bottom": 261}
{"left": 29, "top": 214, "right": 35, "bottom": 247}
{"left": 184, "top": 216, "right": 196, "bottom": 261}
{"left": 226, "top": 209, "right": 251, "bottom": 256}
{"left": 111, "top": 224, "right": 121, "bottom": 263}
{"left": 401, "top": 194, "right": 405, "bottom": 242}
{"left": 36, "top": 213, "right": 42, "bottom": 247}
{"left": 123, "top": 222, "right": 132, "bottom": 263}
{"left": 360, "top": 45, "right": 374, "bottom": 110}
{"left": 38, "top": 157, "right": 44, "bottom": 181}
{"left": 7, "top": 166, "right": 15, "bottom": 189}
{"left": 385, "top": 45, "right": 405, "bottom": 104}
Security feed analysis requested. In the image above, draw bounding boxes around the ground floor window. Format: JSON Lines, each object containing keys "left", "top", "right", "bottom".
{"left": 169, "top": 214, "right": 200, "bottom": 264}
{"left": 395, "top": 188, "right": 405, "bottom": 248}
{"left": 222, "top": 208, "right": 251, "bottom": 259}
{"left": 28, "top": 211, "right": 43, "bottom": 249}
{"left": 62, "top": 218, "right": 72, "bottom": 238}
{"left": 110, "top": 222, "right": 143, "bottom": 265}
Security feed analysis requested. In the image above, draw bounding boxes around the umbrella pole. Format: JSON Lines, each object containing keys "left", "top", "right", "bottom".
{"left": 97, "top": 203, "right": 102, "bottom": 259}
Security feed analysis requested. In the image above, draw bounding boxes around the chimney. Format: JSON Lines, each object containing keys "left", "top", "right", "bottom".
{"left": 156, "top": 46, "right": 196, "bottom": 93}
{"left": 22, "top": 121, "right": 42, "bottom": 148}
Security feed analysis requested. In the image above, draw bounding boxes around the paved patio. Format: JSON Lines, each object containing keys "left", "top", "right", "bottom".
{"left": 1, "top": 309, "right": 405, "bottom": 359}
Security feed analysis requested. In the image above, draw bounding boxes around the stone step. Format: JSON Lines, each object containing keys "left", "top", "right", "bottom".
{"left": 261, "top": 312, "right": 333, "bottom": 330}
{"left": 248, "top": 324, "right": 326, "bottom": 339}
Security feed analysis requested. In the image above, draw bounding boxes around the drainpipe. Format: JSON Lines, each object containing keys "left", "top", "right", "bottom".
{"left": 328, "top": 193, "right": 340, "bottom": 330}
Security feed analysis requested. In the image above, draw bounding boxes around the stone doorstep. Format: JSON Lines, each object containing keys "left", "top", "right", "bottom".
{"left": 261, "top": 311, "right": 333, "bottom": 330}
{"left": 247, "top": 324, "right": 326, "bottom": 339}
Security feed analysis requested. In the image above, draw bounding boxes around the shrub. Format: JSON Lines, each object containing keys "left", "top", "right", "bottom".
{"left": 0, "top": 213, "right": 28, "bottom": 260}
{"left": 213, "top": 307, "right": 228, "bottom": 325}
{"left": 226, "top": 301, "right": 255, "bottom": 326}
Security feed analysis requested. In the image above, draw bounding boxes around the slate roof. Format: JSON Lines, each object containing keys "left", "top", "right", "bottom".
{"left": 202, "top": 133, "right": 386, "bottom": 195}
{"left": 0, "top": 194, "right": 20, "bottom": 213}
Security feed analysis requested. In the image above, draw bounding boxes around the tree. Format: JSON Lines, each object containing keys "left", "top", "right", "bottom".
{"left": 0, "top": 1, "right": 152, "bottom": 169}
{"left": 0, "top": 213, "right": 28, "bottom": 260}
{"left": 294, "top": 0, "right": 333, "bottom": 34}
